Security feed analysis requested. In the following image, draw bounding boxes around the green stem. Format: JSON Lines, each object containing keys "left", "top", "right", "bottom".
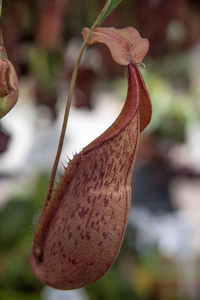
{"left": 0, "top": 1, "right": 2, "bottom": 20}
{"left": 44, "top": 2, "right": 109, "bottom": 203}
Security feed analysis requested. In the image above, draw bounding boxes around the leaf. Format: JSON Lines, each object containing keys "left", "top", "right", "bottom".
{"left": 99, "top": 0, "right": 123, "bottom": 25}
{"left": 30, "top": 63, "right": 151, "bottom": 290}
{"left": 82, "top": 26, "right": 149, "bottom": 65}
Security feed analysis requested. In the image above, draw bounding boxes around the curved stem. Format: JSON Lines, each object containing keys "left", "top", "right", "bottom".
{"left": 44, "top": 2, "right": 109, "bottom": 203}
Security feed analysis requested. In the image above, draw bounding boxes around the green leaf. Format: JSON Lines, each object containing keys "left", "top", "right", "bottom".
{"left": 99, "top": 0, "right": 123, "bottom": 25}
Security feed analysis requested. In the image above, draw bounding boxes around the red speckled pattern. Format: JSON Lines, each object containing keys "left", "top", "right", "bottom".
{"left": 30, "top": 64, "right": 151, "bottom": 290}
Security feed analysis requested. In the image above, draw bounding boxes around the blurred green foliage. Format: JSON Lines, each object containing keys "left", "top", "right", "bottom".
{"left": 0, "top": 174, "right": 49, "bottom": 297}
{"left": 85, "top": 268, "right": 137, "bottom": 300}
{"left": 0, "top": 290, "right": 40, "bottom": 300}
{"left": 29, "top": 45, "right": 63, "bottom": 96}
{"left": 113, "top": 54, "right": 199, "bottom": 142}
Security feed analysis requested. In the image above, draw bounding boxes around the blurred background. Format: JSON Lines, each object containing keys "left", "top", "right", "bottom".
{"left": 0, "top": 0, "right": 200, "bottom": 299}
